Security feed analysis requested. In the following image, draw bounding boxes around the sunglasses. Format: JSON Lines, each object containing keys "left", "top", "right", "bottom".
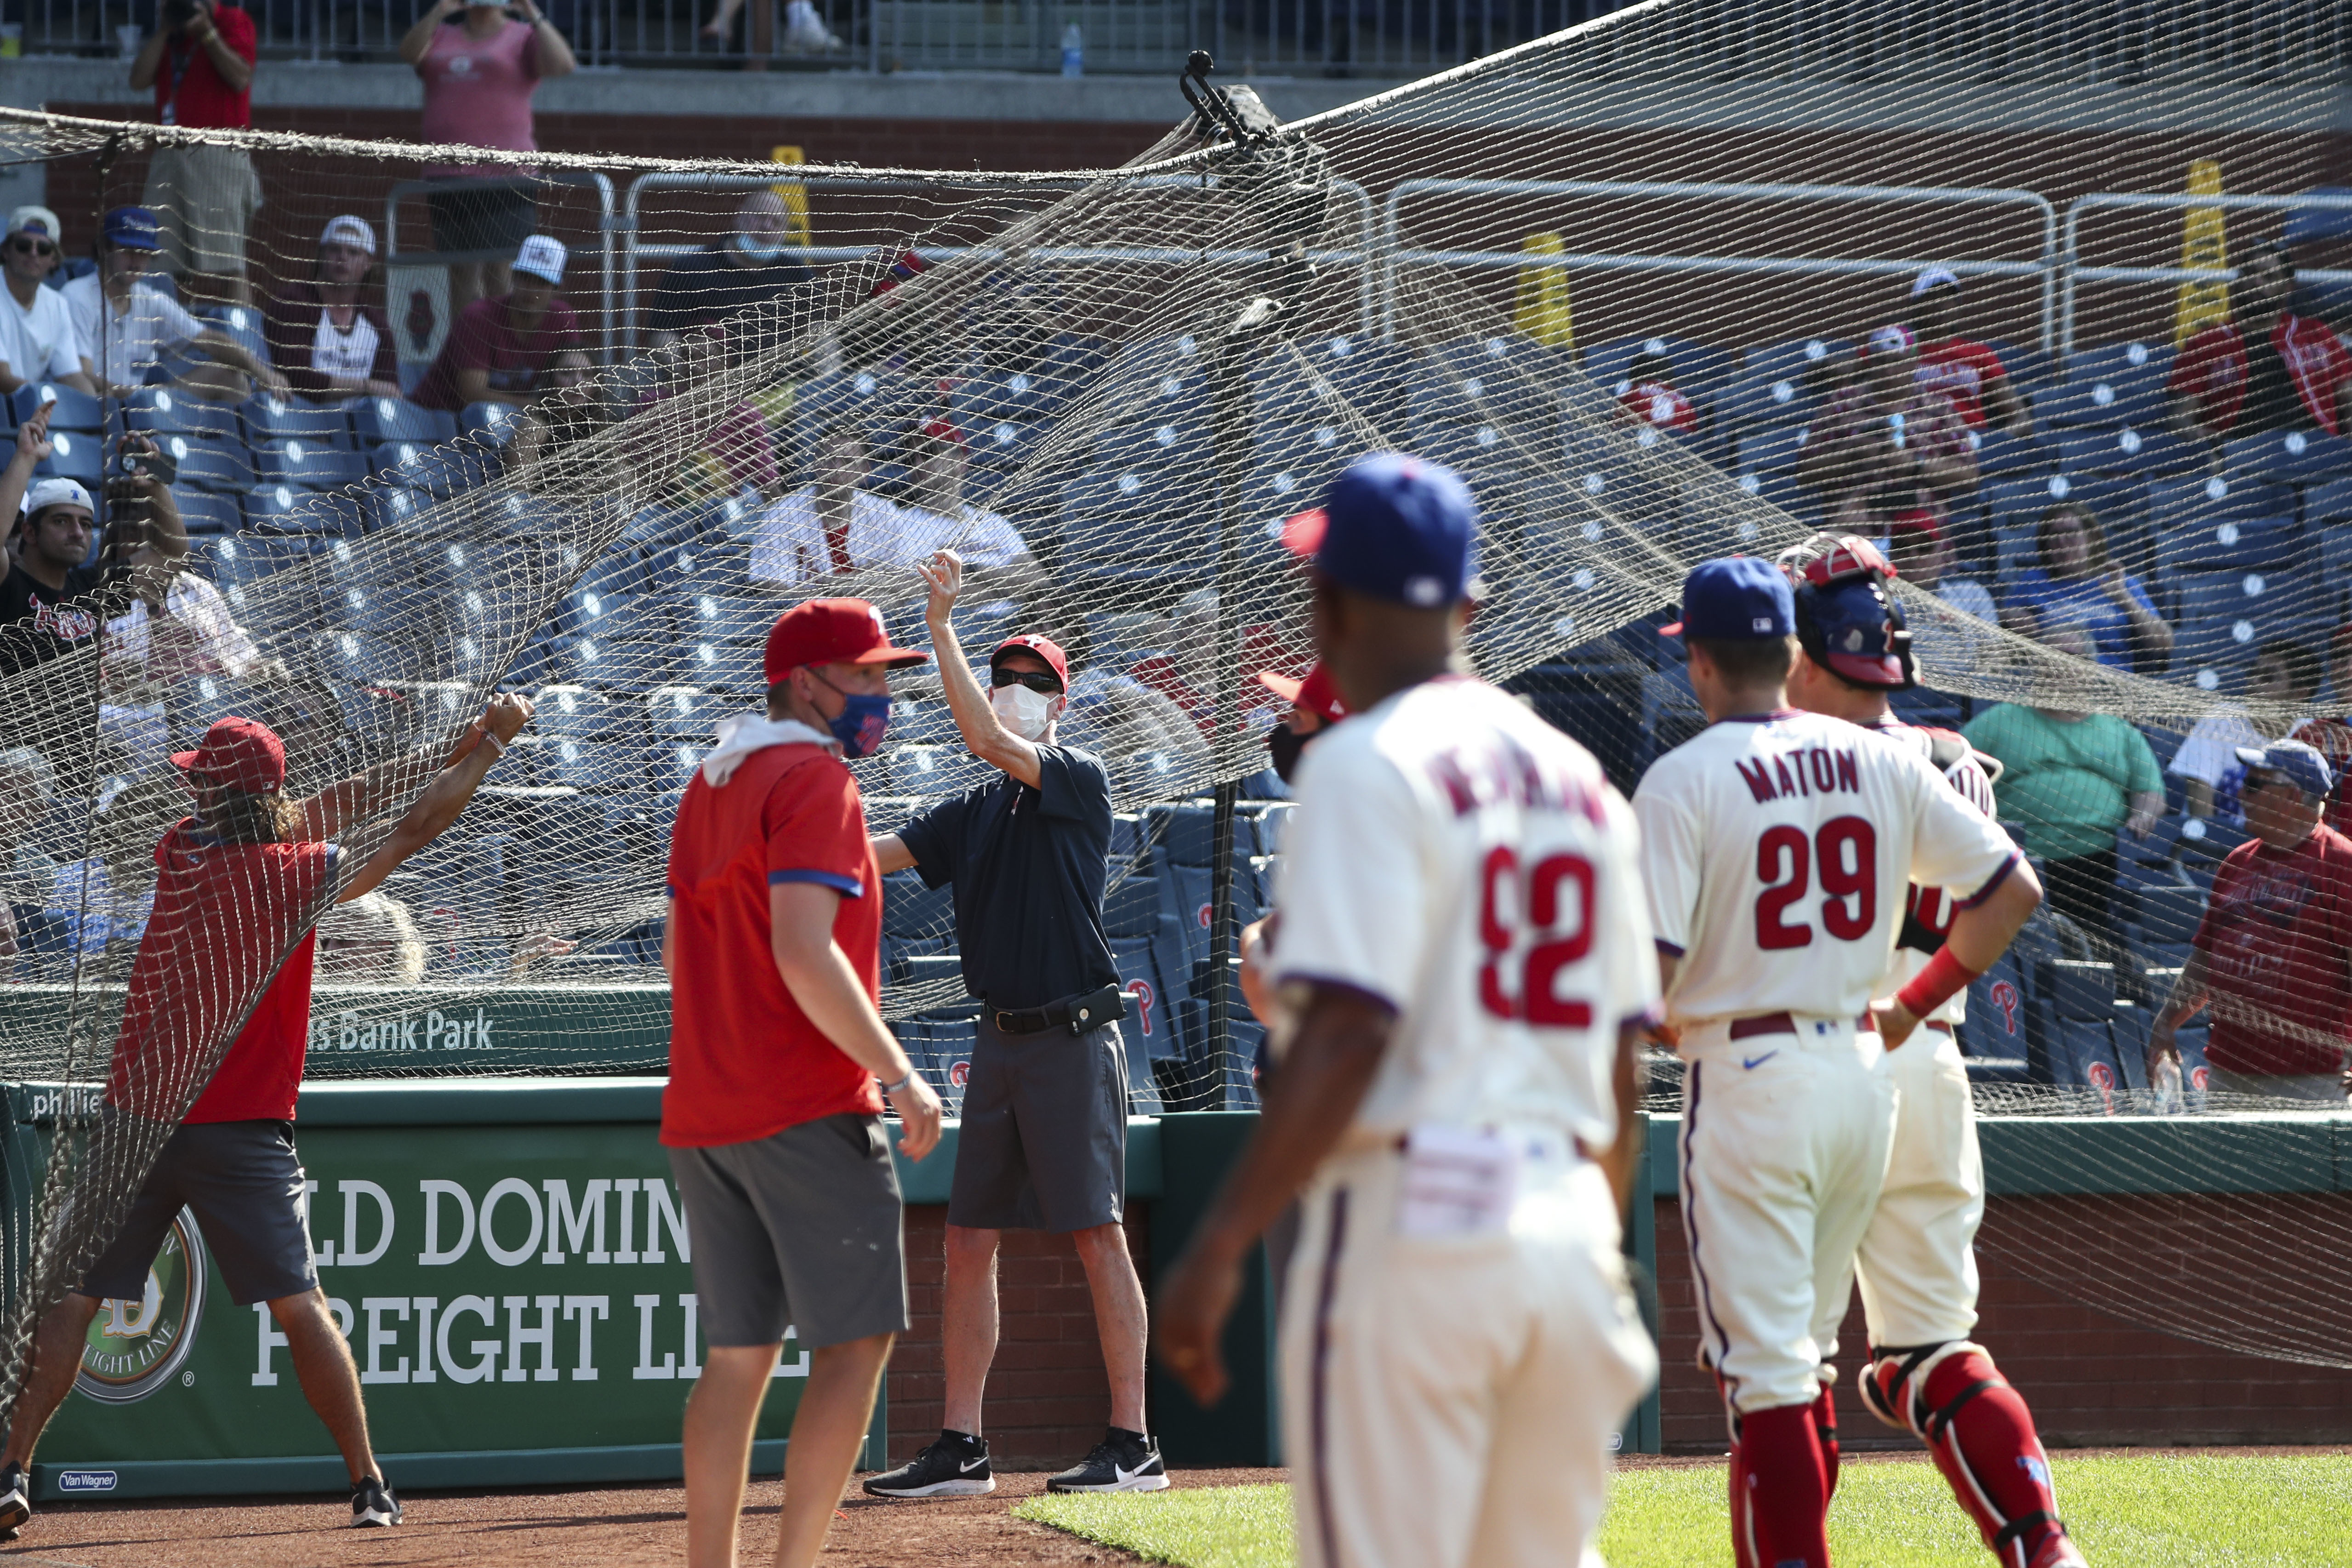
{"left": 992, "top": 669, "right": 1062, "bottom": 696}
{"left": 8, "top": 238, "right": 55, "bottom": 257}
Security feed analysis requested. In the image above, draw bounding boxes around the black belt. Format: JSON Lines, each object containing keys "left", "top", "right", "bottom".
{"left": 990, "top": 982, "right": 1128, "bottom": 1038}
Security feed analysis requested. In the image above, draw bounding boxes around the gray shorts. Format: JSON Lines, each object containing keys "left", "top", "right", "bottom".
{"left": 81, "top": 1119, "right": 316, "bottom": 1308}
{"left": 947, "top": 1015, "right": 1127, "bottom": 1233}
{"left": 668, "top": 1113, "right": 908, "bottom": 1350}
{"left": 142, "top": 144, "right": 260, "bottom": 277}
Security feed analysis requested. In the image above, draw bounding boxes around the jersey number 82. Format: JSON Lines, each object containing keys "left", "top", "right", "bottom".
{"left": 1476, "top": 846, "right": 1595, "bottom": 1027}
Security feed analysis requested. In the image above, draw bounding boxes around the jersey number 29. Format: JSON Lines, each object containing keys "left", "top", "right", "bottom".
{"left": 1477, "top": 846, "right": 1594, "bottom": 1026}
{"left": 1754, "top": 816, "right": 1879, "bottom": 950}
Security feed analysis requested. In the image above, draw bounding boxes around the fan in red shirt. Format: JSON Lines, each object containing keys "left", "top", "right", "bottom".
{"left": 128, "top": 0, "right": 261, "bottom": 305}
{"left": 1615, "top": 350, "right": 1698, "bottom": 434}
{"left": 659, "top": 596, "right": 941, "bottom": 1568}
{"left": 2150, "top": 739, "right": 2352, "bottom": 1102}
{"left": 0, "top": 696, "right": 534, "bottom": 1540}
{"left": 2168, "top": 240, "right": 2352, "bottom": 440}
{"left": 1904, "top": 267, "right": 2031, "bottom": 433}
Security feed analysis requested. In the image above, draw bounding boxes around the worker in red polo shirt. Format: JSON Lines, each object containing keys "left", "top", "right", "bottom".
{"left": 2150, "top": 740, "right": 2352, "bottom": 1103}
{"left": 661, "top": 597, "right": 943, "bottom": 1568}
{"left": 0, "top": 695, "right": 534, "bottom": 1540}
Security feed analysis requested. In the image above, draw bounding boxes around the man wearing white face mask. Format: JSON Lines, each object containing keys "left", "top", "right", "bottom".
{"left": 647, "top": 190, "right": 816, "bottom": 354}
{"left": 868, "top": 549, "right": 1162, "bottom": 1500}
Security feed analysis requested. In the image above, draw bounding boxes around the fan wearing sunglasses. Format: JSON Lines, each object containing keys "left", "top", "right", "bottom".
{"left": 867, "top": 548, "right": 1165, "bottom": 1500}
{"left": 0, "top": 207, "right": 99, "bottom": 399}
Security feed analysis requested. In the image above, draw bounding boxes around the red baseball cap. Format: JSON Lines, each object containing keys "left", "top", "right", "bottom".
{"left": 919, "top": 418, "right": 967, "bottom": 447}
{"left": 991, "top": 633, "right": 1069, "bottom": 691}
{"left": 1257, "top": 663, "right": 1346, "bottom": 725}
{"left": 1883, "top": 510, "right": 1945, "bottom": 549}
{"left": 172, "top": 715, "right": 287, "bottom": 796}
{"left": 763, "top": 598, "right": 930, "bottom": 688}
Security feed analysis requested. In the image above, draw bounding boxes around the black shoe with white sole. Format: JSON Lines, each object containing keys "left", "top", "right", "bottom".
{"left": 862, "top": 1430, "right": 995, "bottom": 1498}
{"left": 1047, "top": 1428, "right": 1168, "bottom": 1493}
{"left": 0, "top": 1460, "right": 29, "bottom": 1535}
{"left": 351, "top": 1474, "right": 400, "bottom": 1527}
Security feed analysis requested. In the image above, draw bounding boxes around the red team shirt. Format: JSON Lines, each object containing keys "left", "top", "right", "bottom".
{"left": 662, "top": 741, "right": 886, "bottom": 1148}
{"left": 2192, "top": 824, "right": 2352, "bottom": 1077}
{"left": 153, "top": 3, "right": 256, "bottom": 128}
{"left": 2168, "top": 315, "right": 2352, "bottom": 436}
{"left": 1619, "top": 380, "right": 1698, "bottom": 433}
{"left": 1914, "top": 337, "right": 2010, "bottom": 429}
{"left": 108, "top": 823, "right": 339, "bottom": 1123}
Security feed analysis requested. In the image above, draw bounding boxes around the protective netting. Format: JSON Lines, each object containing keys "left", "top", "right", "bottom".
{"left": 0, "top": 0, "right": 2349, "bottom": 1393}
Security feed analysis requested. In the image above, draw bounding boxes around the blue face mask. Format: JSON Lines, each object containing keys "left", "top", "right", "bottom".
{"left": 734, "top": 233, "right": 786, "bottom": 265}
{"left": 809, "top": 670, "right": 892, "bottom": 758}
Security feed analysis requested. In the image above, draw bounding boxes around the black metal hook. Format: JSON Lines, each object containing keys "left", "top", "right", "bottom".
{"left": 1178, "top": 51, "right": 1256, "bottom": 145}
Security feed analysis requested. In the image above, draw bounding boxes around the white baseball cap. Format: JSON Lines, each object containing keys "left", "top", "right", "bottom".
{"left": 319, "top": 214, "right": 378, "bottom": 256}
{"left": 514, "top": 234, "right": 567, "bottom": 285}
{"left": 7, "top": 205, "right": 60, "bottom": 243}
{"left": 22, "top": 477, "right": 93, "bottom": 519}
{"left": 1910, "top": 265, "right": 1962, "bottom": 297}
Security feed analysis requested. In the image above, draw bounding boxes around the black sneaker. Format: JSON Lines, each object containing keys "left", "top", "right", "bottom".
{"left": 351, "top": 1474, "right": 400, "bottom": 1528}
{"left": 1047, "top": 1427, "right": 1168, "bottom": 1493}
{"left": 0, "top": 1460, "right": 28, "bottom": 1535}
{"left": 862, "top": 1430, "right": 995, "bottom": 1498}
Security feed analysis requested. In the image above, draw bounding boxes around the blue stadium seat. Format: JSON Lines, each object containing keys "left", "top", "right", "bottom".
{"left": 2051, "top": 424, "right": 2200, "bottom": 477}
{"left": 161, "top": 433, "right": 254, "bottom": 493}
{"left": 253, "top": 439, "right": 368, "bottom": 490}
{"left": 533, "top": 684, "right": 623, "bottom": 741}
{"left": 121, "top": 384, "right": 239, "bottom": 439}
{"left": 2307, "top": 477, "right": 2352, "bottom": 527}
{"left": 1054, "top": 467, "right": 1216, "bottom": 581}
{"left": 2151, "top": 474, "right": 2295, "bottom": 530}
{"left": 365, "top": 485, "right": 433, "bottom": 533}
{"left": 32, "top": 427, "right": 100, "bottom": 486}
{"left": 1716, "top": 371, "right": 1818, "bottom": 428}
{"left": 1736, "top": 425, "right": 1810, "bottom": 478}
{"left": 250, "top": 477, "right": 355, "bottom": 534}
{"left": 1972, "top": 429, "right": 2055, "bottom": 479}
{"left": 2222, "top": 428, "right": 2352, "bottom": 486}
{"left": 349, "top": 396, "right": 455, "bottom": 446}
{"left": 1582, "top": 332, "right": 1737, "bottom": 393}
{"left": 679, "top": 639, "right": 764, "bottom": 697}
{"left": 13, "top": 383, "right": 103, "bottom": 431}
{"left": 169, "top": 486, "right": 240, "bottom": 536}
{"left": 2170, "top": 567, "right": 2314, "bottom": 623}
{"left": 459, "top": 401, "right": 524, "bottom": 444}
{"left": 1249, "top": 336, "right": 1403, "bottom": 428}
{"left": 240, "top": 393, "right": 352, "bottom": 448}
{"left": 1092, "top": 419, "right": 1213, "bottom": 474}
{"left": 2064, "top": 339, "right": 2173, "bottom": 385}
{"left": 2155, "top": 515, "right": 2303, "bottom": 574}
{"left": 646, "top": 684, "right": 715, "bottom": 740}
{"left": 686, "top": 593, "right": 775, "bottom": 647}
{"left": 309, "top": 630, "right": 410, "bottom": 685}
{"left": 537, "top": 737, "right": 646, "bottom": 793}
{"left": 2031, "top": 367, "right": 2167, "bottom": 428}
{"left": 197, "top": 531, "right": 311, "bottom": 591}
{"left": 1743, "top": 337, "right": 1851, "bottom": 384}
{"left": 969, "top": 418, "right": 1039, "bottom": 474}
{"left": 369, "top": 441, "right": 482, "bottom": 498}
{"left": 193, "top": 303, "right": 270, "bottom": 365}
{"left": 881, "top": 870, "right": 955, "bottom": 941}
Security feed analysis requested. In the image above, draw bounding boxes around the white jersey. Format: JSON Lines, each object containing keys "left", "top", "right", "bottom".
{"left": 1861, "top": 715, "right": 1998, "bottom": 1026}
{"left": 1634, "top": 709, "right": 2017, "bottom": 1027}
{"left": 1269, "top": 677, "right": 1659, "bottom": 1152}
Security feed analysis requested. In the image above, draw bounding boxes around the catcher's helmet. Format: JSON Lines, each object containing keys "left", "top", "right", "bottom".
{"left": 1781, "top": 534, "right": 1916, "bottom": 690}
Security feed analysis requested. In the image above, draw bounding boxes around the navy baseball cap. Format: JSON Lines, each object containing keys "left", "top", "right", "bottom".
{"left": 102, "top": 206, "right": 160, "bottom": 252}
{"left": 1281, "top": 452, "right": 1478, "bottom": 609}
{"left": 1662, "top": 557, "right": 1795, "bottom": 640}
{"left": 2235, "top": 739, "right": 2334, "bottom": 801}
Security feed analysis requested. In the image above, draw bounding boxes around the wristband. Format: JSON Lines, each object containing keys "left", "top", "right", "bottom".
{"left": 879, "top": 1069, "right": 915, "bottom": 1096}
{"left": 1895, "top": 946, "right": 1982, "bottom": 1020}
{"left": 480, "top": 730, "right": 507, "bottom": 758}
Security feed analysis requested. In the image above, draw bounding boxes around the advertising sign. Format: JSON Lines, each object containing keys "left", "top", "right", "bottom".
{"left": 21, "top": 1086, "right": 881, "bottom": 1500}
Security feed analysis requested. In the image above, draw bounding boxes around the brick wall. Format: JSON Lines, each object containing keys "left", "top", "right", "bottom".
{"left": 887, "top": 1203, "right": 1150, "bottom": 1469}
{"left": 1654, "top": 1193, "right": 2352, "bottom": 1454}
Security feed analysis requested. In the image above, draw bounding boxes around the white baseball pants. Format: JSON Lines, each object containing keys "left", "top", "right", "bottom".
{"left": 1677, "top": 1015, "right": 1896, "bottom": 1416}
{"left": 1856, "top": 1024, "right": 1984, "bottom": 1349}
{"left": 1279, "top": 1149, "right": 1655, "bottom": 1568}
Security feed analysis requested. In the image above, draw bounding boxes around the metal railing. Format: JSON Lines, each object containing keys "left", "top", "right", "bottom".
{"left": 2059, "top": 191, "right": 2352, "bottom": 360}
{"left": 11, "top": 0, "right": 2340, "bottom": 76}
{"left": 383, "top": 171, "right": 619, "bottom": 364}
{"left": 1381, "top": 176, "right": 2061, "bottom": 353}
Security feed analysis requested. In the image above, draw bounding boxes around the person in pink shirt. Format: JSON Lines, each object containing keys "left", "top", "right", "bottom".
{"left": 410, "top": 234, "right": 582, "bottom": 411}
{"left": 399, "top": 0, "right": 576, "bottom": 314}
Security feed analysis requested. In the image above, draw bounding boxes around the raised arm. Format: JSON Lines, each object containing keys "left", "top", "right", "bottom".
{"left": 337, "top": 695, "right": 534, "bottom": 902}
{"left": 515, "top": 0, "right": 577, "bottom": 75}
{"left": 920, "top": 550, "right": 1043, "bottom": 788}
{"left": 399, "top": 0, "right": 459, "bottom": 64}
{"left": 192, "top": 329, "right": 289, "bottom": 395}
{"left": 0, "top": 408, "right": 52, "bottom": 529}
{"left": 127, "top": 25, "right": 169, "bottom": 89}
{"left": 296, "top": 696, "right": 511, "bottom": 843}
{"left": 767, "top": 879, "right": 943, "bottom": 1158}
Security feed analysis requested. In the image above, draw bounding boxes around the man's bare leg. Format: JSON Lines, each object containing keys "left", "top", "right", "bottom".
{"left": 2, "top": 1293, "right": 102, "bottom": 1468}
{"left": 272, "top": 1289, "right": 381, "bottom": 1485}
{"left": 772, "top": 1333, "right": 892, "bottom": 1568}
{"left": 685, "top": 1342, "right": 780, "bottom": 1568}
{"left": 942, "top": 1224, "right": 1000, "bottom": 1435}
{"left": 1071, "top": 1220, "right": 1148, "bottom": 1433}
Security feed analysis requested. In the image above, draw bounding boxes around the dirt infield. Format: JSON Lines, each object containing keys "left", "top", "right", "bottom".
{"left": 0, "top": 1468, "right": 1286, "bottom": 1567}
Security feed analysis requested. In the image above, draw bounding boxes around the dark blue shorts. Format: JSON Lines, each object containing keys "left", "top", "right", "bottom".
{"left": 81, "top": 1119, "right": 317, "bottom": 1308}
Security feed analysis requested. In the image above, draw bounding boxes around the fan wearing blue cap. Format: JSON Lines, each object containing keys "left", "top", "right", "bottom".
{"left": 2149, "top": 737, "right": 2352, "bottom": 1104}
{"left": 1634, "top": 557, "right": 2046, "bottom": 1568}
{"left": 1160, "top": 452, "right": 1666, "bottom": 1568}
{"left": 62, "top": 205, "right": 287, "bottom": 403}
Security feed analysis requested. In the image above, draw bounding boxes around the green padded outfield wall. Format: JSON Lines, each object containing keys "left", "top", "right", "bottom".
{"left": 4, "top": 1079, "right": 882, "bottom": 1502}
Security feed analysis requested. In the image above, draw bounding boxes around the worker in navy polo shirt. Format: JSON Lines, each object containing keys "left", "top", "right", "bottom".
{"left": 865, "top": 548, "right": 1163, "bottom": 1499}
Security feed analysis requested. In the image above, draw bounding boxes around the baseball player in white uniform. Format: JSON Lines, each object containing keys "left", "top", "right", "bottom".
{"left": 1633, "top": 556, "right": 2043, "bottom": 1568}
{"left": 1779, "top": 534, "right": 2084, "bottom": 1568}
{"left": 1158, "top": 453, "right": 1657, "bottom": 1568}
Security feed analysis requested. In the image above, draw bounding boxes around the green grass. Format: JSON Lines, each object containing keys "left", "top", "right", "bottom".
{"left": 1016, "top": 1453, "right": 2352, "bottom": 1567}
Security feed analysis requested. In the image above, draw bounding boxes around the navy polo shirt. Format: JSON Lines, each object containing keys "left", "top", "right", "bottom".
{"left": 897, "top": 745, "right": 1118, "bottom": 1011}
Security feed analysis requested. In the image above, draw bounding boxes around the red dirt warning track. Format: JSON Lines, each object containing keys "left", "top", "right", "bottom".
{"left": 0, "top": 1468, "right": 1285, "bottom": 1567}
